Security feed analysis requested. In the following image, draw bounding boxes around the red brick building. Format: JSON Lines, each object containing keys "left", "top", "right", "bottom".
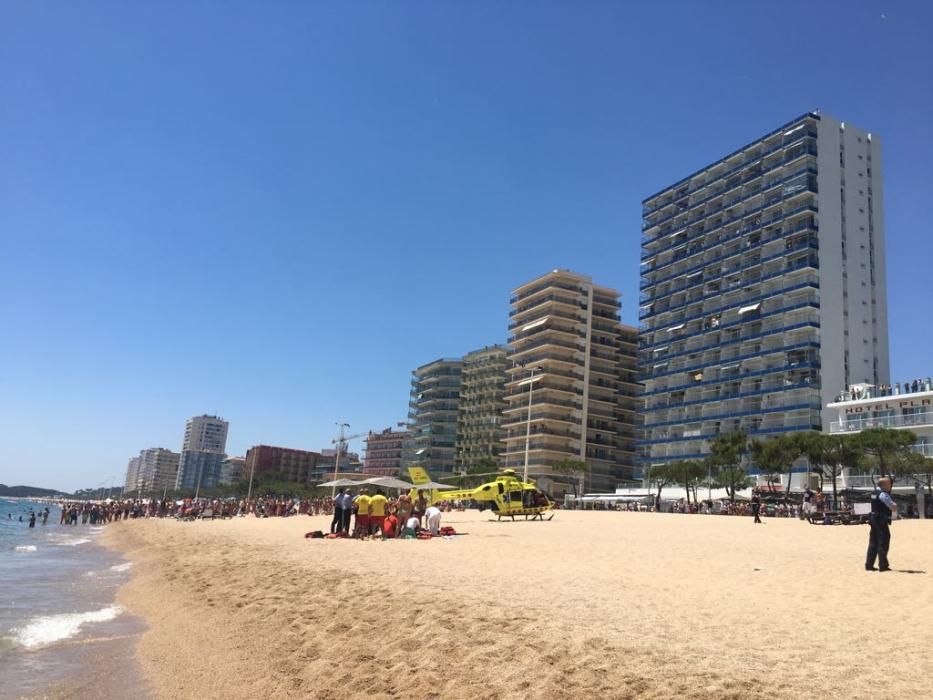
{"left": 244, "top": 445, "right": 322, "bottom": 484}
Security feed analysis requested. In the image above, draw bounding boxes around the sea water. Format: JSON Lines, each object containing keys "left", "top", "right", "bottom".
{"left": 0, "top": 498, "right": 149, "bottom": 698}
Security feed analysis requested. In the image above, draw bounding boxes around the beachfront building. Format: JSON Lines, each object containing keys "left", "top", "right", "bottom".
{"left": 137, "top": 448, "right": 182, "bottom": 494}
{"left": 219, "top": 456, "right": 246, "bottom": 485}
{"left": 312, "top": 449, "right": 363, "bottom": 482}
{"left": 402, "top": 358, "right": 463, "bottom": 477}
{"left": 502, "top": 269, "right": 641, "bottom": 495}
{"left": 175, "top": 450, "right": 226, "bottom": 491}
{"left": 123, "top": 456, "right": 141, "bottom": 493}
{"left": 124, "top": 449, "right": 181, "bottom": 495}
{"left": 182, "top": 414, "right": 229, "bottom": 453}
{"left": 827, "top": 380, "right": 933, "bottom": 457}
{"left": 639, "top": 112, "right": 890, "bottom": 468}
{"left": 455, "top": 345, "right": 509, "bottom": 470}
{"left": 243, "top": 445, "right": 321, "bottom": 484}
{"left": 363, "top": 428, "right": 409, "bottom": 476}
{"left": 176, "top": 414, "right": 229, "bottom": 491}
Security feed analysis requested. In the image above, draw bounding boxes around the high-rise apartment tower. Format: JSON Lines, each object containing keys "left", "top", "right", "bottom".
{"left": 503, "top": 269, "right": 641, "bottom": 494}
{"left": 455, "top": 345, "right": 509, "bottom": 469}
{"left": 402, "top": 358, "right": 463, "bottom": 476}
{"left": 638, "top": 112, "right": 889, "bottom": 466}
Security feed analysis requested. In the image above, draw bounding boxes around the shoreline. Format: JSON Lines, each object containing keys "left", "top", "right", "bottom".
{"left": 102, "top": 511, "right": 933, "bottom": 699}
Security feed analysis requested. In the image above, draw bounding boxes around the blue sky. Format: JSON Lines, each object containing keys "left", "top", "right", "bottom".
{"left": 1, "top": 1, "right": 931, "bottom": 491}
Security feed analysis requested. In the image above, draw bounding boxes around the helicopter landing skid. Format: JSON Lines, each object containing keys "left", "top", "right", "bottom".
{"left": 491, "top": 512, "right": 555, "bottom": 522}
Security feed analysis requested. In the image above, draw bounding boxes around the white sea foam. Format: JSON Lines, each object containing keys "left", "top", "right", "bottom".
{"left": 14, "top": 545, "right": 37, "bottom": 552}
{"left": 110, "top": 562, "right": 133, "bottom": 572}
{"left": 12, "top": 605, "right": 123, "bottom": 649}
{"left": 54, "top": 537, "right": 91, "bottom": 547}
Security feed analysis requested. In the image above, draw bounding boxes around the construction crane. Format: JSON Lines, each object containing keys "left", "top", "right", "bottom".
{"left": 329, "top": 423, "right": 370, "bottom": 496}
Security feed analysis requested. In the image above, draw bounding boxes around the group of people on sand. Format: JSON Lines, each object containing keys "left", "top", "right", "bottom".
{"left": 330, "top": 488, "right": 446, "bottom": 539}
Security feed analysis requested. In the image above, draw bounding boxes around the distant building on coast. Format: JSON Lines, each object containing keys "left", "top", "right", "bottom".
{"left": 363, "top": 428, "right": 409, "bottom": 476}
{"left": 503, "top": 269, "right": 641, "bottom": 495}
{"left": 455, "top": 345, "right": 509, "bottom": 469}
{"left": 243, "top": 445, "right": 321, "bottom": 484}
{"left": 639, "top": 113, "right": 890, "bottom": 468}
{"left": 124, "top": 456, "right": 141, "bottom": 493}
{"left": 124, "top": 448, "right": 181, "bottom": 495}
{"left": 175, "top": 414, "right": 229, "bottom": 491}
{"left": 402, "top": 358, "right": 463, "bottom": 476}
{"left": 219, "top": 456, "right": 246, "bottom": 485}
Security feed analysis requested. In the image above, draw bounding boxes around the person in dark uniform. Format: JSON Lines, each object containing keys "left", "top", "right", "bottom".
{"left": 866, "top": 477, "right": 897, "bottom": 572}
{"left": 751, "top": 489, "right": 762, "bottom": 524}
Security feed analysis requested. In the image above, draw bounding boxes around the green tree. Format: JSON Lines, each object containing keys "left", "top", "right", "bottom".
{"left": 552, "top": 458, "right": 589, "bottom": 498}
{"left": 823, "top": 434, "right": 862, "bottom": 510}
{"left": 900, "top": 452, "right": 933, "bottom": 505}
{"left": 707, "top": 430, "right": 749, "bottom": 502}
{"left": 646, "top": 463, "right": 673, "bottom": 502}
{"left": 855, "top": 428, "right": 918, "bottom": 483}
{"left": 749, "top": 437, "right": 799, "bottom": 495}
{"left": 669, "top": 459, "right": 707, "bottom": 505}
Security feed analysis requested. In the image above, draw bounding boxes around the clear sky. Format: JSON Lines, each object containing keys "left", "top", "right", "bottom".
{"left": 1, "top": 1, "right": 931, "bottom": 491}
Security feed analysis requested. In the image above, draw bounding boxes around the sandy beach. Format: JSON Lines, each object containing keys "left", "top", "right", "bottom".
{"left": 102, "top": 511, "right": 933, "bottom": 699}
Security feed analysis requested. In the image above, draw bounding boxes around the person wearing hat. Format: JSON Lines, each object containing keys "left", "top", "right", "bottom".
{"left": 866, "top": 477, "right": 897, "bottom": 572}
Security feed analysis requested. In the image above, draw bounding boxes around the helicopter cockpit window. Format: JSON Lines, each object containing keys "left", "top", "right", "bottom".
{"left": 497, "top": 483, "right": 504, "bottom": 494}
{"left": 509, "top": 492, "right": 522, "bottom": 503}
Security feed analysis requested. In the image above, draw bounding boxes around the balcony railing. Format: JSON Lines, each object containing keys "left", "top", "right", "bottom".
{"left": 641, "top": 164, "right": 818, "bottom": 262}
{"left": 640, "top": 215, "right": 818, "bottom": 299}
{"left": 641, "top": 134, "right": 818, "bottom": 230}
{"left": 829, "top": 412, "right": 933, "bottom": 433}
{"left": 642, "top": 123, "right": 817, "bottom": 217}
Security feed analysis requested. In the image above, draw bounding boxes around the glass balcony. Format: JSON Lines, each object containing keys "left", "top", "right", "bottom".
{"left": 829, "top": 411, "right": 933, "bottom": 433}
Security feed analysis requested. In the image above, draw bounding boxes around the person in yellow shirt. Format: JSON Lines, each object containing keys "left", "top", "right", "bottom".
{"left": 369, "top": 490, "right": 388, "bottom": 538}
{"left": 353, "top": 490, "right": 371, "bottom": 538}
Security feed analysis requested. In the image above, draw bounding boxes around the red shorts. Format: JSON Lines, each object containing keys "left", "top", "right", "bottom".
{"left": 356, "top": 515, "right": 370, "bottom": 529}
{"left": 370, "top": 515, "right": 385, "bottom": 531}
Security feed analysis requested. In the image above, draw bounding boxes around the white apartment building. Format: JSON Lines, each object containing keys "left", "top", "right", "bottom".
{"left": 639, "top": 112, "right": 890, "bottom": 466}
{"left": 181, "top": 414, "right": 229, "bottom": 453}
{"left": 124, "top": 448, "right": 181, "bottom": 494}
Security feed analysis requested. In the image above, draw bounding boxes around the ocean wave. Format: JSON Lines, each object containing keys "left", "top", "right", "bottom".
{"left": 110, "top": 562, "right": 133, "bottom": 572}
{"left": 12, "top": 605, "right": 124, "bottom": 649}
{"left": 53, "top": 537, "right": 92, "bottom": 547}
{"left": 14, "top": 545, "right": 37, "bottom": 553}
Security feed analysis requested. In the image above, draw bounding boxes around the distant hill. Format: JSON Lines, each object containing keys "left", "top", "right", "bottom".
{"left": 0, "top": 484, "right": 68, "bottom": 498}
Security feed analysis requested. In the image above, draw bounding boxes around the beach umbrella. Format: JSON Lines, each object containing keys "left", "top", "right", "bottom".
{"left": 316, "top": 478, "right": 359, "bottom": 488}
{"left": 360, "top": 476, "right": 415, "bottom": 490}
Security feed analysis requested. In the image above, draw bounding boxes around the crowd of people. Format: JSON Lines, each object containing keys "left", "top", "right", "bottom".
{"left": 45, "top": 490, "right": 460, "bottom": 540}
{"left": 329, "top": 488, "right": 454, "bottom": 539}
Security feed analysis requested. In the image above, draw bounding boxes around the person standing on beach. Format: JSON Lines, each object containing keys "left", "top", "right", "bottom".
{"left": 751, "top": 490, "right": 762, "bottom": 524}
{"left": 369, "top": 490, "right": 388, "bottom": 538}
{"left": 354, "top": 489, "right": 371, "bottom": 538}
{"left": 866, "top": 477, "right": 897, "bottom": 572}
{"left": 331, "top": 489, "right": 345, "bottom": 534}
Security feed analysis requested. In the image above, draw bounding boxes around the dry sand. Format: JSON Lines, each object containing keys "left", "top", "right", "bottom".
{"left": 103, "top": 511, "right": 933, "bottom": 699}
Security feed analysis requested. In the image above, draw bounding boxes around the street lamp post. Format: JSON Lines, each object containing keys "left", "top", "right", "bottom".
{"left": 246, "top": 455, "right": 256, "bottom": 503}
{"left": 332, "top": 422, "right": 350, "bottom": 497}
{"left": 519, "top": 366, "right": 542, "bottom": 484}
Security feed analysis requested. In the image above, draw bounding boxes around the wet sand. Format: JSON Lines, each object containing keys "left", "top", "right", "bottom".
{"left": 103, "top": 511, "right": 933, "bottom": 699}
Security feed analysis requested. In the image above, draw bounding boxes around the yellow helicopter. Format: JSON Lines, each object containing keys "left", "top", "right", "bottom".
{"left": 406, "top": 466, "right": 555, "bottom": 521}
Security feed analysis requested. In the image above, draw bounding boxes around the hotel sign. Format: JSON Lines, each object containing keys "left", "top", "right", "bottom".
{"left": 845, "top": 398, "right": 931, "bottom": 414}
